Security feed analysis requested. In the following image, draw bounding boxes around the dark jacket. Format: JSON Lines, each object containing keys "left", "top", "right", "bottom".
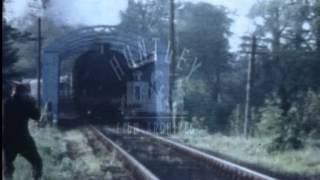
{"left": 3, "top": 94, "right": 40, "bottom": 143}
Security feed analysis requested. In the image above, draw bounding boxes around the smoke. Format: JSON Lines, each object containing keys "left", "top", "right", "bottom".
{"left": 46, "top": 0, "right": 128, "bottom": 26}
{"left": 5, "top": 0, "right": 128, "bottom": 27}
{"left": 4, "top": 0, "right": 30, "bottom": 20}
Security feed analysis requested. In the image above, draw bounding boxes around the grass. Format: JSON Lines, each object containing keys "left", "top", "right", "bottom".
{"left": 171, "top": 127, "right": 320, "bottom": 177}
{"left": 8, "top": 122, "right": 128, "bottom": 180}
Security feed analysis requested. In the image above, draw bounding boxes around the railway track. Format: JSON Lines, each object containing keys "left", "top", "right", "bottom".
{"left": 89, "top": 124, "right": 276, "bottom": 180}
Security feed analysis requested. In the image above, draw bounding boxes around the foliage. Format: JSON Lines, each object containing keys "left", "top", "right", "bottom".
{"left": 118, "top": 0, "right": 169, "bottom": 38}
{"left": 120, "top": 1, "right": 235, "bottom": 131}
{"left": 257, "top": 91, "right": 320, "bottom": 151}
{"left": 175, "top": 2, "right": 233, "bottom": 131}
{"left": 2, "top": 21, "right": 31, "bottom": 97}
{"left": 257, "top": 95, "right": 283, "bottom": 137}
{"left": 176, "top": 2, "right": 233, "bottom": 84}
{"left": 13, "top": 124, "right": 126, "bottom": 179}
{"left": 3, "top": 22, "right": 20, "bottom": 79}
{"left": 298, "top": 90, "right": 320, "bottom": 139}
{"left": 182, "top": 79, "right": 211, "bottom": 124}
{"left": 229, "top": 104, "right": 243, "bottom": 136}
{"left": 15, "top": 16, "right": 77, "bottom": 77}
{"left": 172, "top": 129, "right": 320, "bottom": 176}
{"left": 259, "top": 96, "right": 303, "bottom": 151}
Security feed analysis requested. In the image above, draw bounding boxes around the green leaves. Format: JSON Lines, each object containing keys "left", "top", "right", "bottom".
{"left": 3, "top": 22, "right": 23, "bottom": 96}
{"left": 257, "top": 90, "right": 320, "bottom": 151}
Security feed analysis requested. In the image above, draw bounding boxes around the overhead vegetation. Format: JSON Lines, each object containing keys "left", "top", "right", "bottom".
{"left": 2, "top": 20, "right": 32, "bottom": 97}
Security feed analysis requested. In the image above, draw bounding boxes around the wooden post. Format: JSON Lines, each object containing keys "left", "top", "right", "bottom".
{"left": 2, "top": 1, "right": 6, "bottom": 99}
{"left": 37, "top": 17, "right": 42, "bottom": 108}
{"left": 244, "top": 35, "right": 256, "bottom": 138}
{"left": 169, "top": 0, "right": 176, "bottom": 129}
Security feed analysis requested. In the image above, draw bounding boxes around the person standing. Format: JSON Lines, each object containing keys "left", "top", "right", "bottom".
{"left": 3, "top": 82, "right": 43, "bottom": 180}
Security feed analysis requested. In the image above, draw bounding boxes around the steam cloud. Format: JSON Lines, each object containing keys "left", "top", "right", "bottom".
{"left": 5, "top": 0, "right": 128, "bottom": 26}
{"left": 46, "top": 0, "right": 128, "bottom": 26}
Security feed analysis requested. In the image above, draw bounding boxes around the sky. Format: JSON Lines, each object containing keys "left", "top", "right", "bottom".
{"left": 4, "top": 0, "right": 258, "bottom": 51}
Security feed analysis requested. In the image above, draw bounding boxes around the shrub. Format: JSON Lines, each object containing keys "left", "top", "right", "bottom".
{"left": 257, "top": 91, "right": 320, "bottom": 151}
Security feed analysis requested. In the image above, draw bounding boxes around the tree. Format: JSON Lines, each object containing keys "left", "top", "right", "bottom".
{"left": 14, "top": 16, "right": 76, "bottom": 77}
{"left": 249, "top": 0, "right": 319, "bottom": 98}
{"left": 176, "top": 2, "right": 233, "bottom": 131}
{"left": 2, "top": 21, "right": 30, "bottom": 97}
{"left": 118, "top": 0, "right": 169, "bottom": 38}
{"left": 248, "top": 0, "right": 320, "bottom": 149}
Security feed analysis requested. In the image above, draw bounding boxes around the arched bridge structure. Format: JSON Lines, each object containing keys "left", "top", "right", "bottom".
{"left": 42, "top": 25, "right": 171, "bottom": 123}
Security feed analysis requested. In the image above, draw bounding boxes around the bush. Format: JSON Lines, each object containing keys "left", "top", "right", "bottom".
{"left": 257, "top": 96, "right": 283, "bottom": 136}
{"left": 257, "top": 91, "right": 320, "bottom": 151}
{"left": 257, "top": 94, "right": 302, "bottom": 151}
{"left": 300, "top": 91, "right": 320, "bottom": 139}
{"left": 229, "top": 104, "right": 243, "bottom": 136}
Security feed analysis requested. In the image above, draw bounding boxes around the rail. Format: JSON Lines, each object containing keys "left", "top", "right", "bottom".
{"left": 89, "top": 124, "right": 277, "bottom": 180}
{"left": 129, "top": 126, "right": 276, "bottom": 180}
{"left": 89, "top": 125, "right": 159, "bottom": 180}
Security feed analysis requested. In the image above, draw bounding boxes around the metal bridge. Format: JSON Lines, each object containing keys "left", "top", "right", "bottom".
{"left": 41, "top": 25, "right": 171, "bottom": 123}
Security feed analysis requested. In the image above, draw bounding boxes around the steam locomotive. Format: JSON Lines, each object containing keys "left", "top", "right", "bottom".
{"left": 71, "top": 44, "right": 159, "bottom": 124}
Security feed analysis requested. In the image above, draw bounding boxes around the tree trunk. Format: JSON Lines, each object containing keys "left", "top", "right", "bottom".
{"left": 214, "top": 68, "right": 221, "bottom": 104}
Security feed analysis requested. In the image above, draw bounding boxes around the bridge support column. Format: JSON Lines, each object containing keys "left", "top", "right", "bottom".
{"left": 42, "top": 52, "right": 59, "bottom": 119}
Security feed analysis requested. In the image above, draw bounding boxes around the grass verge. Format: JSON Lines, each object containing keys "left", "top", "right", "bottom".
{"left": 8, "top": 122, "right": 131, "bottom": 180}
{"left": 171, "top": 128, "right": 320, "bottom": 178}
